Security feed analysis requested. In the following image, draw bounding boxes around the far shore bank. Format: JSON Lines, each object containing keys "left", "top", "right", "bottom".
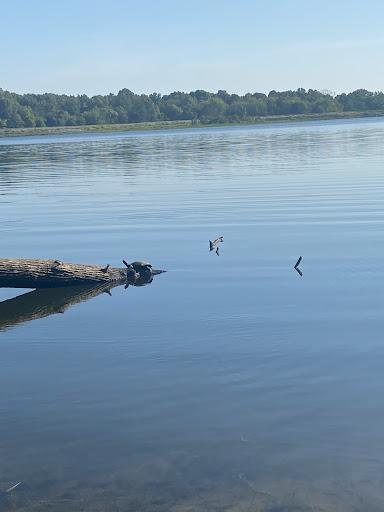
{"left": 1, "top": 110, "right": 384, "bottom": 138}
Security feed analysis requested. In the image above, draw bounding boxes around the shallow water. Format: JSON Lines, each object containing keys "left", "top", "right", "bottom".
{"left": 1, "top": 118, "right": 384, "bottom": 511}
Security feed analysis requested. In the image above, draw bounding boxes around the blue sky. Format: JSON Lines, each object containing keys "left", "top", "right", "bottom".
{"left": 2, "top": 0, "right": 384, "bottom": 95}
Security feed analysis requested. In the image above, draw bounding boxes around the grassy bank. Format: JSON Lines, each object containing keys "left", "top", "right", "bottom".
{"left": 1, "top": 110, "right": 384, "bottom": 138}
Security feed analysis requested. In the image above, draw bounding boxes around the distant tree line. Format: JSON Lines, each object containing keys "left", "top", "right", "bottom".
{"left": 0, "top": 87, "right": 383, "bottom": 129}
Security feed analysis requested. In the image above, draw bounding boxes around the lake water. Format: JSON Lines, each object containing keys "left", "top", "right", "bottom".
{"left": 1, "top": 118, "right": 384, "bottom": 511}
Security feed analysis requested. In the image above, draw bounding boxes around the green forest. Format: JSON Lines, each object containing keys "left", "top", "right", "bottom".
{"left": 0, "top": 87, "right": 383, "bottom": 129}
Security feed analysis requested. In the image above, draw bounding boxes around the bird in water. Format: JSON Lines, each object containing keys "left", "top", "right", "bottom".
{"left": 209, "top": 236, "right": 224, "bottom": 252}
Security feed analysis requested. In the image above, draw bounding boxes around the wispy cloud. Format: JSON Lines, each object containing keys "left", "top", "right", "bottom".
{"left": 287, "top": 38, "right": 384, "bottom": 52}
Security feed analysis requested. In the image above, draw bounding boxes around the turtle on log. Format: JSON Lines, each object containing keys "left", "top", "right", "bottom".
{"left": 130, "top": 261, "right": 153, "bottom": 275}
{"left": 122, "top": 260, "right": 164, "bottom": 282}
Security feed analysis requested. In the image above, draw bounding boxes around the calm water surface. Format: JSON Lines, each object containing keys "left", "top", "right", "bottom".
{"left": 1, "top": 119, "right": 384, "bottom": 511}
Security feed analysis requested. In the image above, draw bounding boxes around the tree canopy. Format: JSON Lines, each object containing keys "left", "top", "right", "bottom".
{"left": 0, "top": 87, "right": 383, "bottom": 129}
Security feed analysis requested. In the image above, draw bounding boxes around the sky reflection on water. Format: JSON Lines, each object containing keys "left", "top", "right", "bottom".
{"left": 1, "top": 118, "right": 384, "bottom": 511}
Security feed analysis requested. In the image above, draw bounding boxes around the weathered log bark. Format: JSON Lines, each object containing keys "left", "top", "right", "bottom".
{"left": 0, "top": 258, "right": 165, "bottom": 289}
{"left": 0, "top": 283, "right": 120, "bottom": 331}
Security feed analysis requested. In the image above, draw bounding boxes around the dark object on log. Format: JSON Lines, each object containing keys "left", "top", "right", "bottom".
{"left": 130, "top": 260, "right": 152, "bottom": 273}
{"left": 122, "top": 260, "right": 140, "bottom": 281}
{"left": 209, "top": 236, "right": 224, "bottom": 251}
{"left": 0, "top": 258, "right": 165, "bottom": 289}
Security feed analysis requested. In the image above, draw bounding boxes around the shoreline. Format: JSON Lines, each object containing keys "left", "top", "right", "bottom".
{"left": 1, "top": 110, "right": 384, "bottom": 138}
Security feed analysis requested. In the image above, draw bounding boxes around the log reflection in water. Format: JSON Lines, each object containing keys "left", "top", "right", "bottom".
{"left": 0, "top": 283, "right": 120, "bottom": 332}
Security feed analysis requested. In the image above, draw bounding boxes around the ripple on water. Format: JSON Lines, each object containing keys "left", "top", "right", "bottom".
{"left": 1, "top": 118, "right": 384, "bottom": 510}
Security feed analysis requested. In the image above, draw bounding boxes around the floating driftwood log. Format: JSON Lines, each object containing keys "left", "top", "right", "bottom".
{"left": 0, "top": 258, "right": 164, "bottom": 289}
